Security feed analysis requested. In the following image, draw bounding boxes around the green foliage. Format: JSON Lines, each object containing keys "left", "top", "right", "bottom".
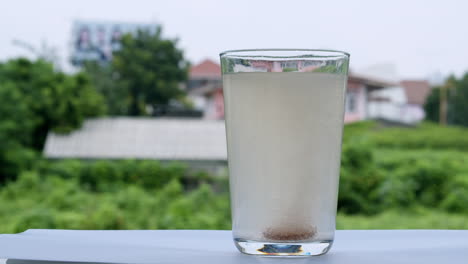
{"left": 424, "top": 73, "right": 468, "bottom": 127}
{"left": 341, "top": 121, "right": 376, "bottom": 144}
{"left": 440, "top": 173, "right": 468, "bottom": 212}
{"left": 339, "top": 121, "right": 468, "bottom": 215}
{"left": 82, "top": 62, "right": 130, "bottom": 115}
{"left": 0, "top": 58, "right": 105, "bottom": 181}
{"left": 370, "top": 122, "right": 468, "bottom": 150}
{"left": 337, "top": 209, "right": 468, "bottom": 229}
{"left": 343, "top": 121, "right": 468, "bottom": 151}
{"left": 338, "top": 142, "right": 468, "bottom": 215}
{"left": 0, "top": 82, "right": 34, "bottom": 147}
{"left": 375, "top": 150, "right": 468, "bottom": 211}
{"left": 339, "top": 140, "right": 384, "bottom": 214}
{"left": 0, "top": 58, "right": 106, "bottom": 139}
{"left": 112, "top": 27, "right": 189, "bottom": 115}
{"left": 38, "top": 160, "right": 192, "bottom": 192}
{"left": 424, "top": 87, "right": 440, "bottom": 123}
{"left": 0, "top": 164, "right": 230, "bottom": 233}
{"left": 1, "top": 120, "right": 468, "bottom": 232}
{"left": 451, "top": 74, "right": 468, "bottom": 126}
{"left": 0, "top": 81, "right": 37, "bottom": 180}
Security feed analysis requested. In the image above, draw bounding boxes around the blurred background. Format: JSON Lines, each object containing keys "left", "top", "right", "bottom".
{"left": 0, "top": 0, "right": 467, "bottom": 233}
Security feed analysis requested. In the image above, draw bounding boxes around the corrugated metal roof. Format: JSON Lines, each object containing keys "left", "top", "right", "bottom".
{"left": 43, "top": 118, "right": 227, "bottom": 160}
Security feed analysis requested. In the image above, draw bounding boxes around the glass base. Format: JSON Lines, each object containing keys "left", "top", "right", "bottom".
{"left": 234, "top": 238, "right": 333, "bottom": 256}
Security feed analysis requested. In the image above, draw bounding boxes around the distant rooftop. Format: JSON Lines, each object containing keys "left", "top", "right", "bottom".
{"left": 189, "top": 59, "right": 393, "bottom": 88}
{"left": 400, "top": 80, "right": 432, "bottom": 105}
{"left": 348, "top": 72, "right": 397, "bottom": 88}
{"left": 189, "top": 59, "right": 221, "bottom": 79}
{"left": 44, "top": 118, "right": 227, "bottom": 160}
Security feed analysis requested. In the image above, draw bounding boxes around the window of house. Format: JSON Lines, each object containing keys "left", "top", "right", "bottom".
{"left": 346, "top": 91, "right": 358, "bottom": 113}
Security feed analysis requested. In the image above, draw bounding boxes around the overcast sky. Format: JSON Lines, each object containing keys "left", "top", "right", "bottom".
{"left": 1, "top": 0, "right": 467, "bottom": 79}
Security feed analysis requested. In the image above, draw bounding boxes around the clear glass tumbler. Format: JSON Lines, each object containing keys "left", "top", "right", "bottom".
{"left": 220, "top": 49, "right": 350, "bottom": 256}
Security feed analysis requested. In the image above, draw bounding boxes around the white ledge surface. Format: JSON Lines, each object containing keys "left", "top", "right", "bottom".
{"left": 1, "top": 230, "right": 467, "bottom": 264}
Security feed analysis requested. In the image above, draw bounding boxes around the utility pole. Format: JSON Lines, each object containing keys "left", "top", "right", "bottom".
{"left": 439, "top": 83, "right": 447, "bottom": 125}
{"left": 439, "top": 80, "right": 454, "bottom": 126}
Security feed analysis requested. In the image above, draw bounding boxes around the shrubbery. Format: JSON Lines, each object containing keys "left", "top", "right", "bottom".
{"left": 36, "top": 159, "right": 193, "bottom": 192}
{"left": 371, "top": 123, "right": 468, "bottom": 150}
{"left": 0, "top": 58, "right": 105, "bottom": 182}
{"left": 1, "top": 121, "right": 468, "bottom": 233}
{"left": 0, "top": 167, "right": 230, "bottom": 233}
{"left": 338, "top": 144, "right": 468, "bottom": 215}
{"left": 344, "top": 121, "right": 468, "bottom": 150}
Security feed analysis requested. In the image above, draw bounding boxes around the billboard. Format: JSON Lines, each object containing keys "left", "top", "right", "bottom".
{"left": 71, "top": 20, "right": 158, "bottom": 66}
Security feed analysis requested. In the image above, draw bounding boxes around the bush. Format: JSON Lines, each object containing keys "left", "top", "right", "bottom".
{"left": 343, "top": 121, "right": 468, "bottom": 151}
{"left": 370, "top": 122, "right": 468, "bottom": 151}
{"left": 374, "top": 149, "right": 468, "bottom": 213}
{"left": 441, "top": 174, "right": 468, "bottom": 213}
{"left": 338, "top": 140, "right": 384, "bottom": 214}
{"left": 0, "top": 58, "right": 105, "bottom": 181}
{"left": 2, "top": 120, "right": 468, "bottom": 232}
{"left": 337, "top": 208, "right": 468, "bottom": 229}
{"left": 40, "top": 160, "right": 197, "bottom": 192}
{"left": 0, "top": 168, "right": 231, "bottom": 233}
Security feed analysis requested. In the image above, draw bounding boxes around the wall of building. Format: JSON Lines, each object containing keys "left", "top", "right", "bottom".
{"left": 368, "top": 102, "right": 425, "bottom": 124}
{"left": 367, "top": 86, "right": 425, "bottom": 124}
{"left": 344, "top": 80, "right": 367, "bottom": 123}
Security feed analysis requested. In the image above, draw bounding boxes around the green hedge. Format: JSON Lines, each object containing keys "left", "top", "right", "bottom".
{"left": 343, "top": 121, "right": 468, "bottom": 151}
{"left": 0, "top": 170, "right": 231, "bottom": 233}
{"left": 1, "top": 121, "right": 468, "bottom": 233}
{"left": 337, "top": 208, "right": 468, "bottom": 229}
{"left": 338, "top": 142, "right": 468, "bottom": 215}
{"left": 34, "top": 159, "right": 226, "bottom": 192}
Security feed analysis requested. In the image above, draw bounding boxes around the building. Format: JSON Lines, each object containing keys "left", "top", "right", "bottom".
{"left": 188, "top": 59, "right": 393, "bottom": 122}
{"left": 367, "top": 80, "right": 431, "bottom": 124}
{"left": 400, "top": 80, "right": 432, "bottom": 107}
{"left": 187, "top": 59, "right": 224, "bottom": 119}
{"left": 44, "top": 118, "right": 227, "bottom": 172}
{"left": 345, "top": 73, "right": 396, "bottom": 123}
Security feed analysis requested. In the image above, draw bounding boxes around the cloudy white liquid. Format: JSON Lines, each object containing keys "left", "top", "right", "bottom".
{"left": 223, "top": 72, "right": 346, "bottom": 242}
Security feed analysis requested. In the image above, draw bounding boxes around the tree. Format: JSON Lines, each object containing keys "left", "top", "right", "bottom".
{"left": 450, "top": 74, "right": 468, "bottom": 126}
{"left": 424, "top": 87, "right": 440, "bottom": 123}
{"left": 0, "top": 58, "right": 106, "bottom": 181}
{"left": 424, "top": 73, "right": 468, "bottom": 127}
{"left": 112, "top": 27, "right": 189, "bottom": 116}
{"left": 0, "top": 81, "right": 37, "bottom": 181}
{"left": 83, "top": 62, "right": 129, "bottom": 115}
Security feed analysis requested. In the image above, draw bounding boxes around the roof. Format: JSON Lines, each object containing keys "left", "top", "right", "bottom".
{"left": 400, "top": 80, "right": 431, "bottom": 105}
{"left": 188, "top": 83, "right": 222, "bottom": 96}
{"left": 43, "top": 118, "right": 227, "bottom": 160}
{"left": 348, "top": 72, "right": 397, "bottom": 88}
{"left": 189, "top": 59, "right": 221, "bottom": 79}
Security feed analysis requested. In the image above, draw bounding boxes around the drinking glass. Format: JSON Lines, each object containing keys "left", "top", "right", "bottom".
{"left": 220, "top": 49, "right": 350, "bottom": 256}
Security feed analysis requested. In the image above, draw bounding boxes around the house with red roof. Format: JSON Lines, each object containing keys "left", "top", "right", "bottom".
{"left": 188, "top": 59, "right": 224, "bottom": 120}
{"left": 187, "top": 59, "right": 393, "bottom": 122}
{"left": 367, "top": 80, "right": 431, "bottom": 124}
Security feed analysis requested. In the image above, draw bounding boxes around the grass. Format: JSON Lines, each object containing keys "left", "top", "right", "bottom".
{"left": 337, "top": 209, "right": 468, "bottom": 229}
{"left": 343, "top": 121, "right": 468, "bottom": 151}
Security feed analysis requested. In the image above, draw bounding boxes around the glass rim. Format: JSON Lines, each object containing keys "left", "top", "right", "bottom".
{"left": 219, "top": 49, "right": 350, "bottom": 59}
